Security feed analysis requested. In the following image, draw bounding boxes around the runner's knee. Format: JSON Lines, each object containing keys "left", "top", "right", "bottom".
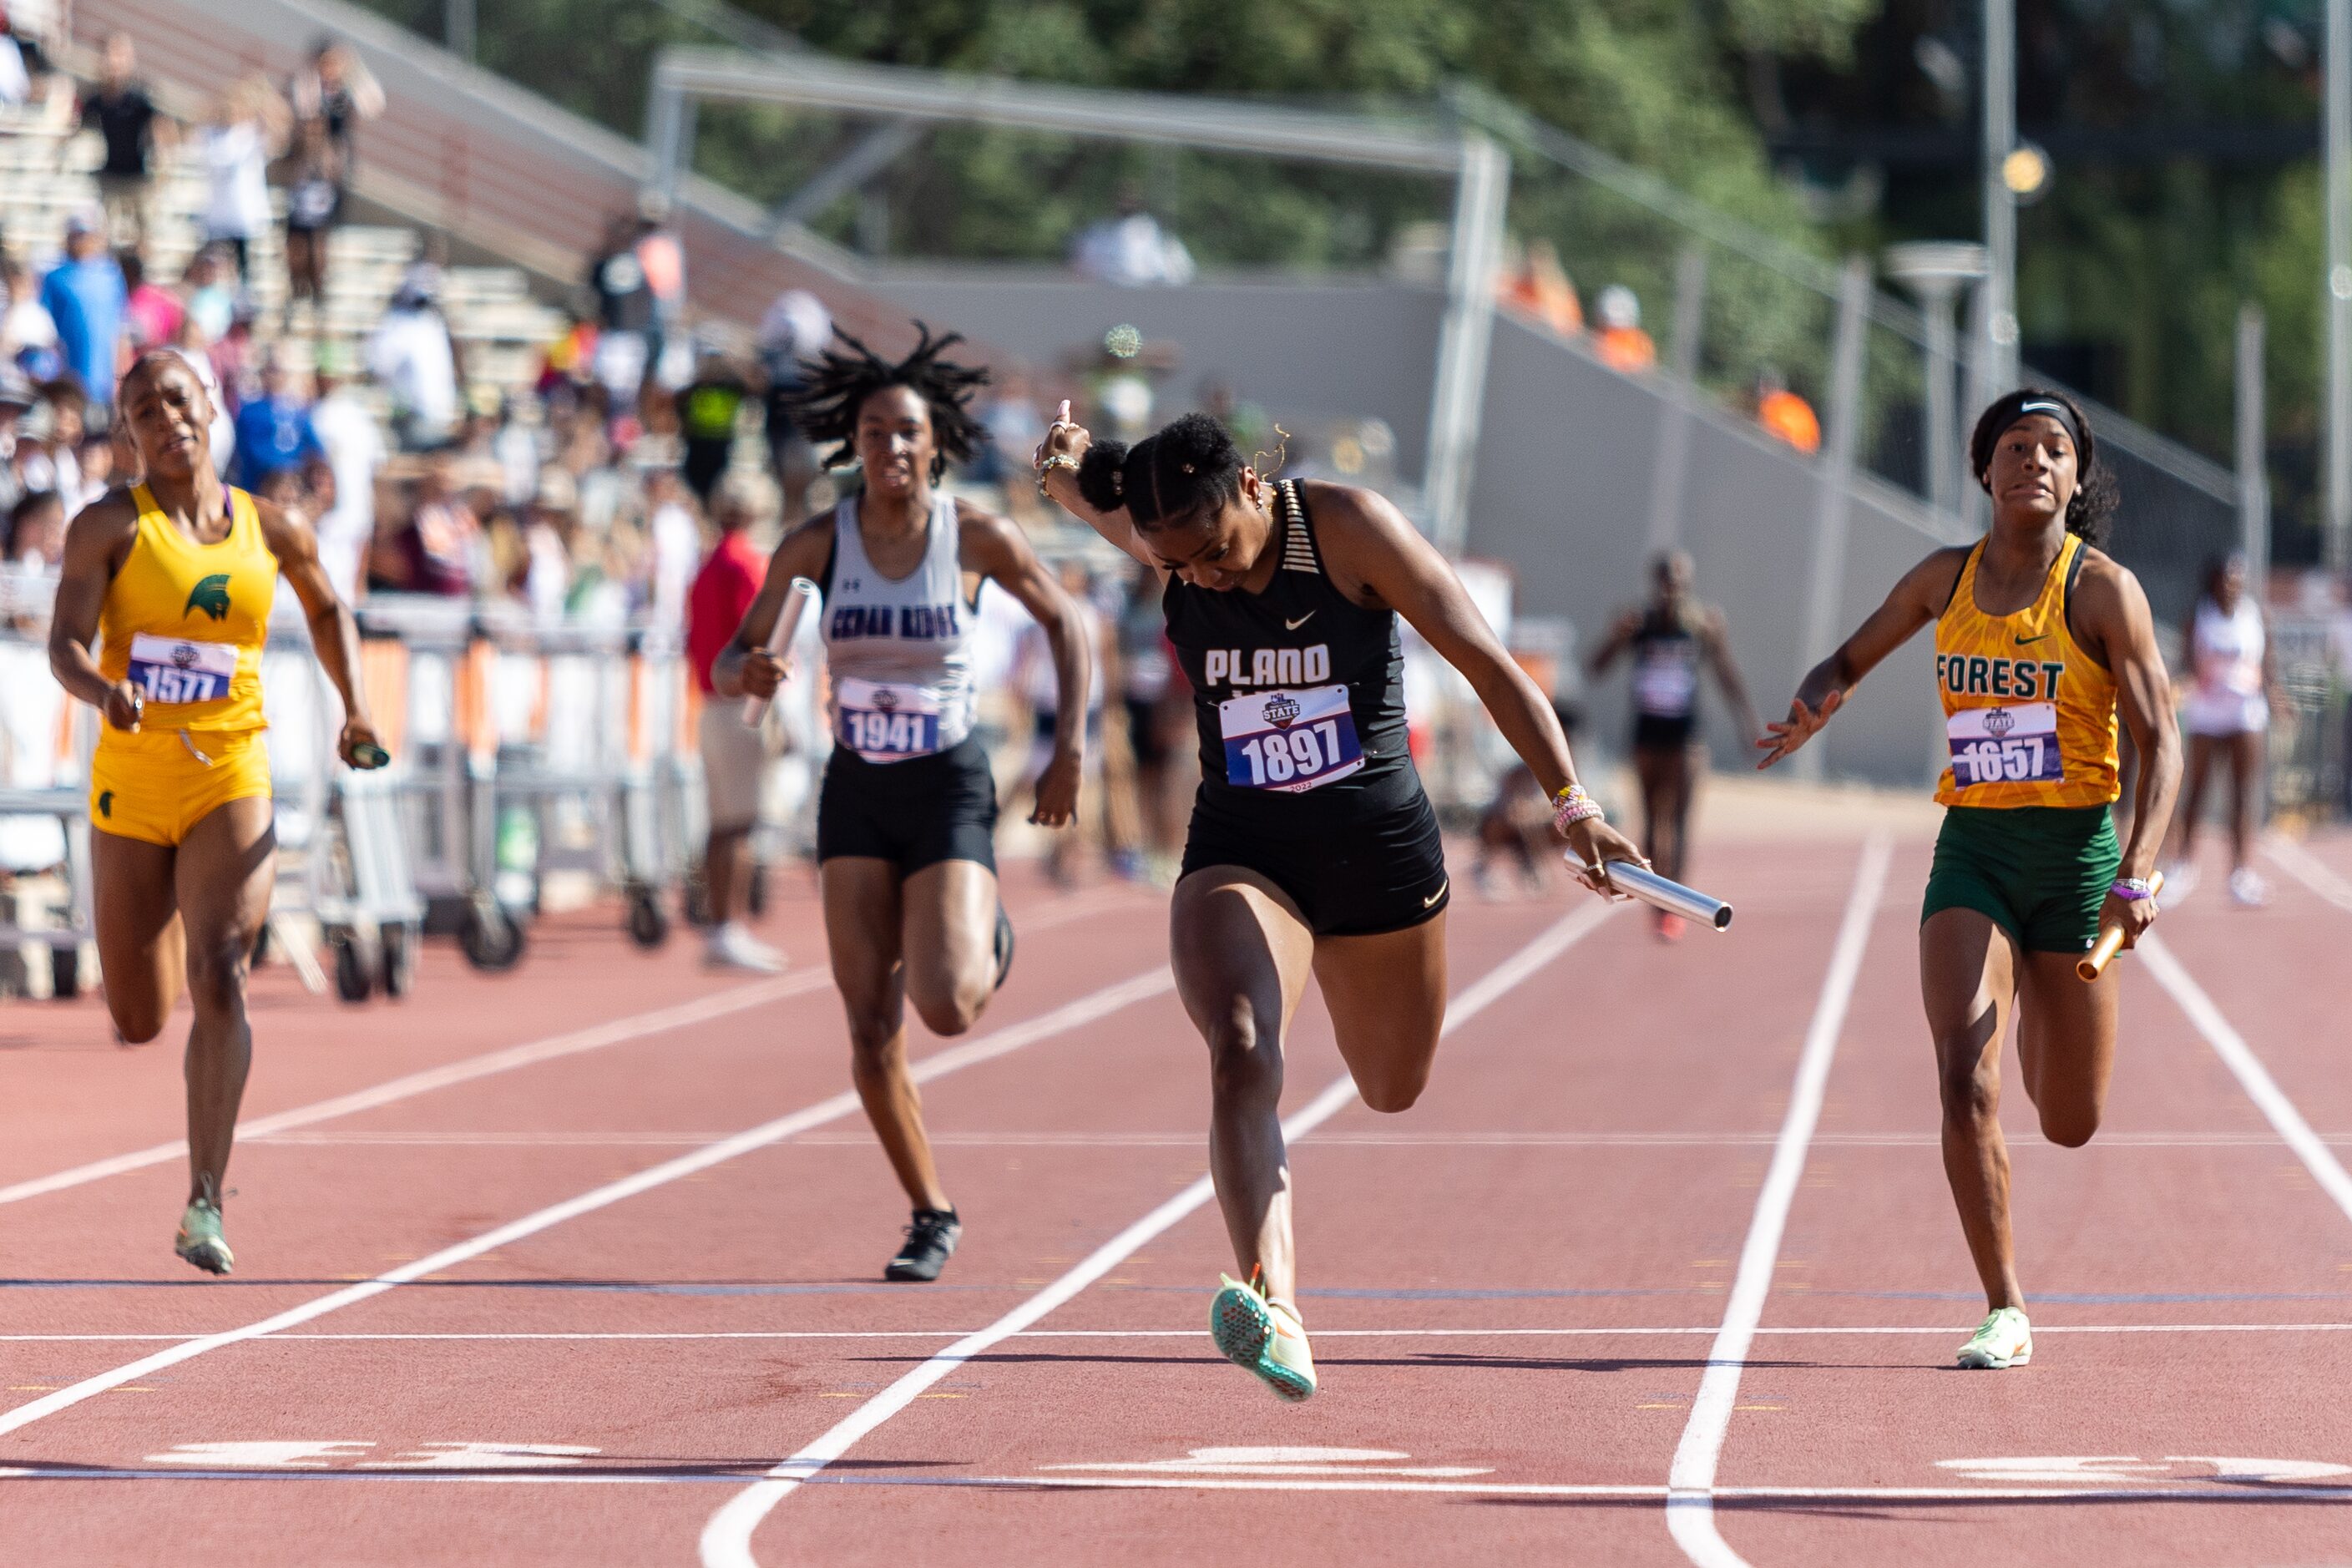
{"left": 1357, "top": 1063, "right": 1430, "bottom": 1115}
{"left": 1205, "top": 1004, "right": 1282, "bottom": 1106}
{"left": 1936, "top": 1047, "right": 1998, "bottom": 1125}
{"left": 182, "top": 935, "right": 250, "bottom": 1019}
{"left": 2038, "top": 1104, "right": 2100, "bottom": 1148}
{"left": 109, "top": 998, "right": 168, "bottom": 1045}
{"left": 906, "top": 966, "right": 988, "bottom": 1038}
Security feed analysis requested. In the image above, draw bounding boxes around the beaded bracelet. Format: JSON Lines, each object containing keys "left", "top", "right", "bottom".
{"left": 1552, "top": 782, "right": 1605, "bottom": 833}
{"left": 1035, "top": 453, "right": 1079, "bottom": 497}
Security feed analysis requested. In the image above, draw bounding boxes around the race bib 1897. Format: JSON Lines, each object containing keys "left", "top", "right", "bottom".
{"left": 1947, "top": 702, "right": 2064, "bottom": 789}
{"left": 1219, "top": 684, "right": 1364, "bottom": 793}
{"left": 127, "top": 633, "right": 236, "bottom": 706}
{"left": 835, "top": 677, "right": 942, "bottom": 762}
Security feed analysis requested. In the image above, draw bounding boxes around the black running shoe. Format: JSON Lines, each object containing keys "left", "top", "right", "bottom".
{"left": 993, "top": 905, "right": 1014, "bottom": 992}
{"left": 885, "top": 1207, "right": 962, "bottom": 1282}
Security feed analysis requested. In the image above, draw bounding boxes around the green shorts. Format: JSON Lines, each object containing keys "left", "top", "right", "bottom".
{"left": 1922, "top": 805, "right": 2121, "bottom": 954}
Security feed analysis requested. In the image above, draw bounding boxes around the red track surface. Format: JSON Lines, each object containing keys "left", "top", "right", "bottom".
{"left": 0, "top": 830, "right": 2348, "bottom": 1565}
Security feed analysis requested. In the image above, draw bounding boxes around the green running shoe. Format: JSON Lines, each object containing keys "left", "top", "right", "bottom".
{"left": 175, "top": 1197, "right": 234, "bottom": 1277}
{"left": 1956, "top": 1307, "right": 2031, "bottom": 1368}
{"left": 1209, "top": 1272, "right": 1317, "bottom": 1402}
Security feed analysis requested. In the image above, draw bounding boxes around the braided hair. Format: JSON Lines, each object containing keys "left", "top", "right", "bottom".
{"left": 1967, "top": 387, "right": 2118, "bottom": 546}
{"left": 784, "top": 321, "right": 990, "bottom": 480}
{"left": 1073, "top": 412, "right": 1248, "bottom": 530}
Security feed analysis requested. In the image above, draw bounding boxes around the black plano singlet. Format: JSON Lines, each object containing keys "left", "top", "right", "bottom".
{"left": 1163, "top": 480, "right": 1415, "bottom": 820}
{"left": 1630, "top": 605, "right": 1702, "bottom": 722}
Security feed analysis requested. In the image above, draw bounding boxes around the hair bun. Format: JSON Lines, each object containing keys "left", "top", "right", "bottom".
{"left": 1075, "top": 439, "right": 1132, "bottom": 514}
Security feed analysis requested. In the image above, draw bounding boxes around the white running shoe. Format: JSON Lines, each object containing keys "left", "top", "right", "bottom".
{"left": 705, "top": 923, "right": 784, "bottom": 973}
{"left": 2162, "top": 861, "right": 2198, "bottom": 905}
{"left": 1956, "top": 1306, "right": 2032, "bottom": 1368}
{"left": 2228, "top": 867, "right": 2270, "bottom": 908}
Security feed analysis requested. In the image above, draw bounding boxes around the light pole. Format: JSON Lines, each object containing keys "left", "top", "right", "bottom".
{"left": 2328, "top": 0, "right": 2350, "bottom": 574}
{"left": 1884, "top": 240, "right": 1989, "bottom": 526}
{"left": 1981, "top": 0, "right": 2018, "bottom": 397}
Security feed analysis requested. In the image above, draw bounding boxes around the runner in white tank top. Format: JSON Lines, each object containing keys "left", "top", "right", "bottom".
{"left": 2165, "top": 552, "right": 2273, "bottom": 906}
{"left": 716, "top": 325, "right": 1092, "bottom": 1282}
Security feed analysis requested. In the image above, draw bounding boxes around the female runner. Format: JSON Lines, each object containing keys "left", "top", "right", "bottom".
{"left": 49, "top": 349, "right": 382, "bottom": 1275}
{"left": 2163, "top": 552, "right": 2274, "bottom": 906}
{"left": 1586, "top": 549, "right": 1761, "bottom": 939}
{"left": 1758, "top": 389, "right": 2181, "bottom": 1369}
{"left": 718, "top": 326, "right": 1090, "bottom": 1283}
{"left": 1036, "top": 407, "right": 1642, "bottom": 1401}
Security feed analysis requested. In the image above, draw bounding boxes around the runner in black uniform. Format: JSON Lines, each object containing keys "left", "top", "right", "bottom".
{"left": 720, "top": 326, "right": 1090, "bottom": 1283}
{"left": 1037, "top": 407, "right": 1644, "bottom": 1401}
{"left": 1586, "top": 549, "right": 1759, "bottom": 939}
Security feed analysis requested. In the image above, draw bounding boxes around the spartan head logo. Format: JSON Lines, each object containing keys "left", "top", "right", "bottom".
{"left": 1984, "top": 706, "right": 2014, "bottom": 738}
{"left": 872, "top": 688, "right": 900, "bottom": 712}
{"left": 185, "top": 574, "right": 233, "bottom": 623}
{"left": 1262, "top": 694, "right": 1301, "bottom": 730}
{"left": 169, "top": 643, "right": 197, "bottom": 670}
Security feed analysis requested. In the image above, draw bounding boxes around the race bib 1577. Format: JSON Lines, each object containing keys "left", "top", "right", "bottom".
{"left": 126, "top": 633, "right": 236, "bottom": 706}
{"left": 1947, "top": 701, "right": 2064, "bottom": 788}
{"left": 1219, "top": 684, "right": 1364, "bottom": 793}
{"left": 835, "top": 677, "right": 942, "bottom": 762}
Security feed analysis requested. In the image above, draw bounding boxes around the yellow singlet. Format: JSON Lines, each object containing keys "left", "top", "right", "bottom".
{"left": 1932, "top": 532, "right": 2119, "bottom": 809}
{"left": 98, "top": 483, "right": 276, "bottom": 734}
{"left": 89, "top": 483, "right": 279, "bottom": 846}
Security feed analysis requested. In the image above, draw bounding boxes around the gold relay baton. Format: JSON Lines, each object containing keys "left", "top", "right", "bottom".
{"left": 2076, "top": 869, "right": 2163, "bottom": 982}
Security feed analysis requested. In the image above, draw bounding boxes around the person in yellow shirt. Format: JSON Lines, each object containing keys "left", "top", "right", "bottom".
{"left": 48, "top": 348, "right": 383, "bottom": 1277}
{"left": 1756, "top": 389, "right": 2181, "bottom": 1373}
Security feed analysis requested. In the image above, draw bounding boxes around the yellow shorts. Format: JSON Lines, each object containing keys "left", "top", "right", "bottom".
{"left": 90, "top": 728, "right": 273, "bottom": 847}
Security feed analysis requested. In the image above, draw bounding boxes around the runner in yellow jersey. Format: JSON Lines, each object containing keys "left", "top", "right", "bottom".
{"left": 1756, "top": 389, "right": 2182, "bottom": 1370}
{"left": 48, "top": 349, "right": 383, "bottom": 1276}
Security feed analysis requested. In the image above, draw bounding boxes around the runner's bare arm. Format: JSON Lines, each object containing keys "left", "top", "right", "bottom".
{"left": 1315, "top": 482, "right": 1646, "bottom": 874}
{"left": 259, "top": 495, "right": 380, "bottom": 766}
{"left": 1758, "top": 545, "right": 1970, "bottom": 768}
{"left": 46, "top": 493, "right": 142, "bottom": 729}
{"left": 1700, "top": 606, "right": 1766, "bottom": 745}
{"left": 1584, "top": 609, "right": 1641, "bottom": 675}
{"left": 962, "top": 500, "right": 1090, "bottom": 827}
{"left": 2076, "top": 554, "right": 2182, "bottom": 898}
{"left": 1031, "top": 405, "right": 1160, "bottom": 574}
{"left": 712, "top": 517, "right": 834, "bottom": 700}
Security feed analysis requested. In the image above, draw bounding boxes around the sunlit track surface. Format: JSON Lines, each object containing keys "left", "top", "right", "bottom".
{"left": 0, "top": 837, "right": 2348, "bottom": 1565}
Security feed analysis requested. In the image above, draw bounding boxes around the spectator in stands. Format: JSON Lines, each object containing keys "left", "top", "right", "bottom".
{"left": 0, "top": 259, "right": 58, "bottom": 383}
{"left": 76, "top": 426, "right": 113, "bottom": 509}
{"left": 119, "top": 251, "right": 182, "bottom": 351}
{"left": 39, "top": 211, "right": 125, "bottom": 417}
{"left": 1594, "top": 285, "right": 1657, "bottom": 374}
{"left": 280, "top": 117, "right": 342, "bottom": 333}
{"left": 230, "top": 347, "right": 323, "bottom": 492}
{"left": 490, "top": 393, "right": 540, "bottom": 508}
{"left": 756, "top": 287, "right": 828, "bottom": 520}
{"left": 391, "top": 453, "right": 478, "bottom": 596}
{"left": 634, "top": 194, "right": 690, "bottom": 395}
{"left": 200, "top": 76, "right": 290, "bottom": 289}
{"left": 368, "top": 271, "right": 460, "bottom": 451}
{"left": 686, "top": 475, "right": 781, "bottom": 972}
{"left": 209, "top": 300, "right": 259, "bottom": 412}
{"left": 1072, "top": 181, "right": 1195, "bottom": 287}
{"left": 1498, "top": 237, "right": 1584, "bottom": 336}
{"left": 1755, "top": 368, "right": 1821, "bottom": 455}
{"left": 518, "top": 469, "right": 575, "bottom": 623}
{"left": 643, "top": 463, "right": 701, "bottom": 638}
{"left": 678, "top": 347, "right": 746, "bottom": 508}
{"left": 33, "top": 381, "right": 92, "bottom": 514}
{"left": 287, "top": 39, "right": 382, "bottom": 184}
{"left": 0, "top": 3, "right": 59, "bottom": 119}
{"left": 80, "top": 34, "right": 172, "bottom": 253}
{"left": 589, "top": 215, "right": 656, "bottom": 417}
{"left": 6, "top": 487, "right": 62, "bottom": 570}
{"left": 180, "top": 245, "right": 236, "bottom": 346}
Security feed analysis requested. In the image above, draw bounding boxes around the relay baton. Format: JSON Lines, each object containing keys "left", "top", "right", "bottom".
{"left": 2076, "top": 869, "right": 2163, "bottom": 982}
{"left": 1582, "top": 857, "right": 1735, "bottom": 932}
{"left": 743, "top": 578, "right": 817, "bottom": 725}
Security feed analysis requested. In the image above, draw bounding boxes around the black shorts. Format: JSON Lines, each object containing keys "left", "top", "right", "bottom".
{"left": 1125, "top": 697, "right": 1170, "bottom": 768}
{"left": 1180, "top": 786, "right": 1450, "bottom": 938}
{"left": 817, "top": 736, "right": 999, "bottom": 875}
{"left": 1632, "top": 713, "right": 1698, "bottom": 751}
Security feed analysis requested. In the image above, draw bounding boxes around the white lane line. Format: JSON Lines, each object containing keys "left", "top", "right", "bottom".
{"left": 2141, "top": 933, "right": 2352, "bottom": 1229}
{"left": 788, "top": 1130, "right": 2315, "bottom": 1148}
{"left": 16, "top": 1320, "right": 2352, "bottom": 1344}
{"left": 1667, "top": 832, "right": 1890, "bottom": 1568}
{"left": 0, "top": 973, "right": 831, "bottom": 1207}
{"left": 697, "top": 898, "right": 1621, "bottom": 1568}
{"left": 2263, "top": 834, "right": 2352, "bottom": 915}
{"left": 0, "top": 967, "right": 1175, "bottom": 1443}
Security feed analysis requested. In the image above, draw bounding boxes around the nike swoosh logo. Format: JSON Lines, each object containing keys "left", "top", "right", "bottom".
{"left": 2014, "top": 634, "right": 2051, "bottom": 645}
{"left": 1285, "top": 612, "right": 1316, "bottom": 631}
{"left": 1423, "top": 881, "right": 1448, "bottom": 908}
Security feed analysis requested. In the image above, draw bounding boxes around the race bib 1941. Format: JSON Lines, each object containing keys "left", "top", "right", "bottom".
{"left": 1220, "top": 683, "right": 1364, "bottom": 793}
{"left": 1947, "top": 701, "right": 2064, "bottom": 788}
{"left": 127, "top": 633, "right": 236, "bottom": 706}
{"left": 835, "top": 677, "right": 942, "bottom": 762}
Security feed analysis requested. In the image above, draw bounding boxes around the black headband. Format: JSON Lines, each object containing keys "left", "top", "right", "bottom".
{"left": 1991, "top": 396, "right": 2084, "bottom": 458}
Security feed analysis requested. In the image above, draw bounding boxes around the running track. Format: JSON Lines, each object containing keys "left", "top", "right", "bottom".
{"left": 0, "top": 828, "right": 2349, "bottom": 1565}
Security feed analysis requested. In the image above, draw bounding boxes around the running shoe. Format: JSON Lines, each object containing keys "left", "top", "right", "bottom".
{"left": 2161, "top": 860, "right": 2199, "bottom": 905}
{"left": 705, "top": 923, "right": 785, "bottom": 973}
{"left": 1656, "top": 912, "right": 1687, "bottom": 943}
{"left": 1210, "top": 1272, "right": 1318, "bottom": 1402}
{"left": 885, "top": 1207, "right": 962, "bottom": 1282}
{"left": 2228, "top": 867, "right": 2270, "bottom": 908}
{"left": 175, "top": 1197, "right": 234, "bottom": 1277}
{"left": 1955, "top": 1307, "right": 2031, "bottom": 1368}
{"left": 993, "top": 906, "right": 1015, "bottom": 992}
